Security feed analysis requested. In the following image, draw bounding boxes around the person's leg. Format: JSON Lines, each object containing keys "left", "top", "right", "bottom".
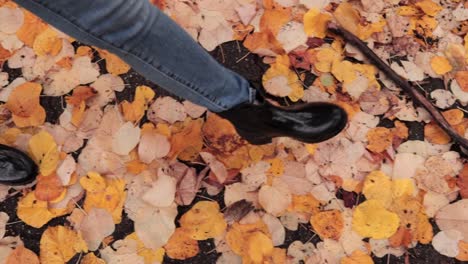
{"left": 13, "top": 0, "right": 255, "bottom": 112}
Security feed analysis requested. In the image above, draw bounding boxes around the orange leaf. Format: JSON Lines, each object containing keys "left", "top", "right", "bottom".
{"left": 33, "top": 27, "right": 63, "bottom": 56}
{"left": 76, "top": 46, "right": 94, "bottom": 59}
{"left": 288, "top": 194, "right": 321, "bottom": 215}
{"left": 457, "top": 240, "right": 468, "bottom": 261}
{"left": 310, "top": 210, "right": 344, "bottom": 240}
{"left": 442, "top": 109, "right": 464, "bottom": 126}
{"left": 243, "top": 32, "right": 284, "bottom": 56}
{"left": 389, "top": 227, "right": 412, "bottom": 248}
{"left": 16, "top": 10, "right": 48, "bottom": 47}
{"left": 164, "top": 228, "right": 199, "bottom": 260}
{"left": 97, "top": 49, "right": 131, "bottom": 75}
{"left": 366, "top": 127, "right": 393, "bottom": 153}
{"left": 424, "top": 122, "right": 451, "bottom": 144}
{"left": 456, "top": 164, "right": 468, "bottom": 199}
{"left": 5, "top": 82, "right": 46, "bottom": 128}
{"left": 393, "top": 121, "right": 409, "bottom": 139}
{"left": 169, "top": 118, "right": 204, "bottom": 161}
{"left": 455, "top": 71, "right": 468, "bottom": 92}
{"left": 233, "top": 23, "right": 254, "bottom": 41}
{"left": 65, "top": 86, "right": 96, "bottom": 107}
{"left": 6, "top": 246, "right": 40, "bottom": 264}
{"left": 71, "top": 101, "right": 86, "bottom": 127}
{"left": 202, "top": 114, "right": 245, "bottom": 154}
{"left": 35, "top": 173, "right": 65, "bottom": 202}
{"left": 0, "top": 45, "right": 11, "bottom": 63}
{"left": 260, "top": 8, "right": 291, "bottom": 36}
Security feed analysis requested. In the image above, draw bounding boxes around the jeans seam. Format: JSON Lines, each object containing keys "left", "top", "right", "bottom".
{"left": 30, "top": 0, "right": 230, "bottom": 111}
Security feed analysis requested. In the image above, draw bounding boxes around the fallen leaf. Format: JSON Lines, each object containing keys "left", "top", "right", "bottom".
{"left": 457, "top": 164, "right": 468, "bottom": 198}
{"left": 415, "top": 0, "right": 443, "bottom": 17}
{"left": 226, "top": 220, "right": 270, "bottom": 258}
{"left": 457, "top": 240, "right": 468, "bottom": 261}
{"left": 33, "top": 27, "right": 62, "bottom": 56}
{"left": 435, "top": 199, "right": 468, "bottom": 239}
{"left": 303, "top": 8, "right": 332, "bottom": 38}
{"left": 125, "top": 233, "right": 165, "bottom": 264}
{"left": 168, "top": 118, "right": 203, "bottom": 161}
{"left": 28, "top": 130, "right": 59, "bottom": 176}
{"left": 262, "top": 213, "right": 286, "bottom": 246}
{"left": 35, "top": 173, "right": 64, "bottom": 202}
{"left": 16, "top": 9, "right": 48, "bottom": 47}
{"left": 442, "top": 109, "right": 464, "bottom": 126}
{"left": 276, "top": 21, "right": 308, "bottom": 53}
{"left": 310, "top": 210, "right": 344, "bottom": 240}
{"left": 5, "top": 82, "right": 45, "bottom": 128}
{"left": 455, "top": 71, "right": 468, "bottom": 92}
{"left": 5, "top": 246, "right": 39, "bottom": 264}
{"left": 200, "top": 152, "right": 228, "bottom": 184}
{"left": 432, "top": 230, "right": 463, "bottom": 257}
{"left": 65, "top": 86, "right": 97, "bottom": 107}
{"left": 424, "top": 122, "right": 451, "bottom": 144}
{"left": 243, "top": 32, "right": 284, "bottom": 56}
{"left": 260, "top": 7, "right": 291, "bottom": 36}
{"left": 202, "top": 113, "right": 244, "bottom": 154}
{"left": 366, "top": 127, "right": 394, "bottom": 153}
{"left": 0, "top": 6, "right": 24, "bottom": 34}
{"left": 39, "top": 225, "right": 88, "bottom": 263}
{"left": 142, "top": 169, "right": 177, "bottom": 207}
{"left": 134, "top": 204, "right": 177, "bottom": 250}
{"left": 431, "top": 56, "right": 453, "bottom": 75}
{"left": 112, "top": 122, "right": 141, "bottom": 156}
{"left": 147, "top": 96, "right": 187, "bottom": 124}
{"left": 352, "top": 200, "right": 400, "bottom": 239}
{"left": 179, "top": 201, "right": 227, "bottom": 240}
{"left": 97, "top": 49, "right": 131, "bottom": 75}
{"left": 164, "top": 228, "right": 199, "bottom": 260}
{"left": 121, "top": 85, "right": 155, "bottom": 122}
{"left": 258, "top": 178, "right": 292, "bottom": 216}
{"left": 77, "top": 208, "right": 115, "bottom": 251}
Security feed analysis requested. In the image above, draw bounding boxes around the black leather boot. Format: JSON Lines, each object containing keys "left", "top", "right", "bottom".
{"left": 218, "top": 101, "right": 348, "bottom": 145}
{"left": 0, "top": 144, "right": 37, "bottom": 185}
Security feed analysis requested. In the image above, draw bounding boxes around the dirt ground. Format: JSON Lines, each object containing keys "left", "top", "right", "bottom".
{"left": 0, "top": 40, "right": 465, "bottom": 264}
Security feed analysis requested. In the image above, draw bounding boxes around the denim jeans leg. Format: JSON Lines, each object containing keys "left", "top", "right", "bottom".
{"left": 12, "top": 0, "right": 256, "bottom": 112}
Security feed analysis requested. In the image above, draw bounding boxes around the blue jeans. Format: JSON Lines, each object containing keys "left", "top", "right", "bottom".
{"left": 14, "top": 0, "right": 256, "bottom": 112}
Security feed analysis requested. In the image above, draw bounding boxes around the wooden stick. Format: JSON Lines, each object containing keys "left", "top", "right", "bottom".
{"left": 328, "top": 24, "right": 468, "bottom": 150}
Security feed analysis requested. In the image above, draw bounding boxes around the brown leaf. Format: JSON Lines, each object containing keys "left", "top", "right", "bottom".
{"left": 168, "top": 118, "right": 203, "bottom": 161}
{"left": 35, "top": 173, "right": 65, "bottom": 202}
{"left": 456, "top": 164, "right": 468, "bottom": 199}
{"left": 223, "top": 199, "right": 254, "bottom": 224}
{"left": 65, "top": 86, "right": 97, "bottom": 107}
{"left": 202, "top": 113, "right": 245, "bottom": 154}
{"left": 424, "top": 122, "right": 451, "bottom": 145}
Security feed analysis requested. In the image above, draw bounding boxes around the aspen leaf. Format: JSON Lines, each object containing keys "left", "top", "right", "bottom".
{"left": 340, "top": 250, "right": 373, "bottom": 264}
{"left": 17, "top": 192, "right": 55, "bottom": 228}
{"left": 35, "top": 173, "right": 65, "bottom": 202}
{"left": 65, "top": 86, "right": 96, "bottom": 107}
{"left": 366, "top": 127, "right": 393, "bottom": 153}
{"left": 16, "top": 10, "right": 48, "bottom": 47}
{"left": 455, "top": 71, "right": 468, "bottom": 92}
{"left": 141, "top": 170, "right": 176, "bottom": 207}
{"left": 226, "top": 220, "right": 270, "bottom": 255}
{"left": 431, "top": 56, "right": 453, "bottom": 75}
{"left": 5, "top": 246, "right": 39, "bottom": 264}
{"left": 259, "top": 179, "right": 292, "bottom": 216}
{"left": 125, "top": 233, "right": 165, "bottom": 264}
{"left": 352, "top": 200, "right": 400, "bottom": 239}
{"left": 456, "top": 241, "right": 468, "bottom": 261}
{"left": 179, "top": 201, "right": 227, "bottom": 240}
{"left": 5, "top": 82, "right": 46, "bottom": 128}
{"left": 164, "top": 228, "right": 199, "bottom": 260}
{"left": 310, "top": 210, "right": 344, "bottom": 240}
{"left": 303, "top": 8, "right": 331, "bottom": 38}
{"left": 33, "top": 27, "right": 62, "bottom": 56}
{"left": 288, "top": 194, "right": 321, "bottom": 214}
{"left": 424, "top": 122, "right": 451, "bottom": 144}
{"left": 78, "top": 208, "right": 115, "bottom": 251}
{"left": 362, "top": 171, "right": 392, "bottom": 208}
{"left": 97, "top": 49, "right": 131, "bottom": 75}
{"left": 262, "top": 56, "right": 303, "bottom": 101}
{"left": 28, "top": 130, "right": 59, "bottom": 176}
{"left": 432, "top": 230, "right": 462, "bottom": 258}
{"left": 112, "top": 122, "right": 141, "bottom": 156}
{"left": 435, "top": 199, "right": 468, "bottom": 239}
{"left": 243, "top": 32, "right": 284, "bottom": 56}
{"left": 39, "top": 225, "right": 88, "bottom": 263}
{"left": 260, "top": 8, "right": 291, "bottom": 36}
{"left": 202, "top": 114, "right": 244, "bottom": 154}
{"left": 415, "top": 0, "right": 442, "bottom": 17}
{"left": 442, "top": 109, "right": 464, "bottom": 126}
{"left": 168, "top": 118, "right": 203, "bottom": 161}
{"left": 245, "top": 231, "right": 274, "bottom": 263}
{"left": 121, "top": 85, "right": 155, "bottom": 122}
{"left": 333, "top": 2, "right": 360, "bottom": 36}
{"left": 134, "top": 205, "right": 177, "bottom": 250}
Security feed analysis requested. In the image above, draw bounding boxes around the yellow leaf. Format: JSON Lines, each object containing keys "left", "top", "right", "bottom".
{"left": 366, "top": 127, "right": 393, "bottom": 153}
{"left": 352, "top": 200, "right": 400, "bottom": 239}
{"left": 33, "top": 27, "right": 62, "bottom": 56}
{"left": 415, "top": 0, "right": 442, "bottom": 16}
{"left": 303, "top": 8, "right": 332, "bottom": 38}
{"left": 362, "top": 171, "right": 393, "bottom": 208}
{"left": 267, "top": 158, "right": 284, "bottom": 176}
{"left": 262, "top": 56, "right": 304, "bottom": 101}
{"left": 310, "top": 210, "right": 344, "bottom": 240}
{"left": 340, "top": 250, "right": 373, "bottom": 264}
{"left": 415, "top": 211, "right": 433, "bottom": 244}
{"left": 333, "top": 2, "right": 360, "bottom": 36}
{"left": 5, "top": 246, "right": 39, "bottom": 264}
{"left": 313, "top": 47, "right": 341, "bottom": 73}
{"left": 245, "top": 231, "right": 274, "bottom": 263}
{"left": 431, "top": 56, "right": 453, "bottom": 75}
{"left": 397, "top": 6, "right": 420, "bottom": 16}
{"left": 288, "top": 194, "right": 321, "bottom": 214}
{"left": 126, "top": 233, "right": 165, "bottom": 264}
{"left": 179, "top": 201, "right": 227, "bottom": 240}
{"left": 28, "top": 130, "right": 59, "bottom": 176}
{"left": 39, "top": 226, "right": 88, "bottom": 263}
{"left": 202, "top": 114, "right": 244, "bottom": 154}
{"left": 164, "top": 228, "right": 199, "bottom": 260}
{"left": 121, "top": 85, "right": 155, "bottom": 122}
{"left": 76, "top": 46, "right": 94, "bottom": 58}
{"left": 0, "top": 128, "right": 21, "bottom": 146}
{"left": 248, "top": 145, "right": 265, "bottom": 162}
{"left": 81, "top": 253, "right": 105, "bottom": 264}
{"left": 392, "top": 179, "right": 415, "bottom": 198}
{"left": 17, "top": 192, "right": 55, "bottom": 228}
{"left": 97, "top": 49, "right": 131, "bottom": 75}
{"left": 16, "top": 10, "right": 48, "bottom": 47}
{"left": 260, "top": 8, "right": 291, "bottom": 36}
{"left": 331, "top": 60, "right": 356, "bottom": 83}
{"left": 81, "top": 172, "right": 126, "bottom": 224}
{"left": 226, "top": 220, "right": 270, "bottom": 256}
{"left": 169, "top": 118, "right": 204, "bottom": 161}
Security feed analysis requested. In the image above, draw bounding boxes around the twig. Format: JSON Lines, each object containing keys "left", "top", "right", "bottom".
{"left": 329, "top": 24, "right": 468, "bottom": 150}
{"left": 235, "top": 52, "right": 251, "bottom": 64}
{"left": 219, "top": 44, "right": 226, "bottom": 64}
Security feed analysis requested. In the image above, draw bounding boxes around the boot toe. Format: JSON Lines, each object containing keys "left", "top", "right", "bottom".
{"left": 0, "top": 145, "right": 37, "bottom": 185}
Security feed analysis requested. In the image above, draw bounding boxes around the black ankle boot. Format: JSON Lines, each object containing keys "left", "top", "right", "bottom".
{"left": 0, "top": 144, "right": 37, "bottom": 185}
{"left": 218, "top": 101, "right": 348, "bottom": 145}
